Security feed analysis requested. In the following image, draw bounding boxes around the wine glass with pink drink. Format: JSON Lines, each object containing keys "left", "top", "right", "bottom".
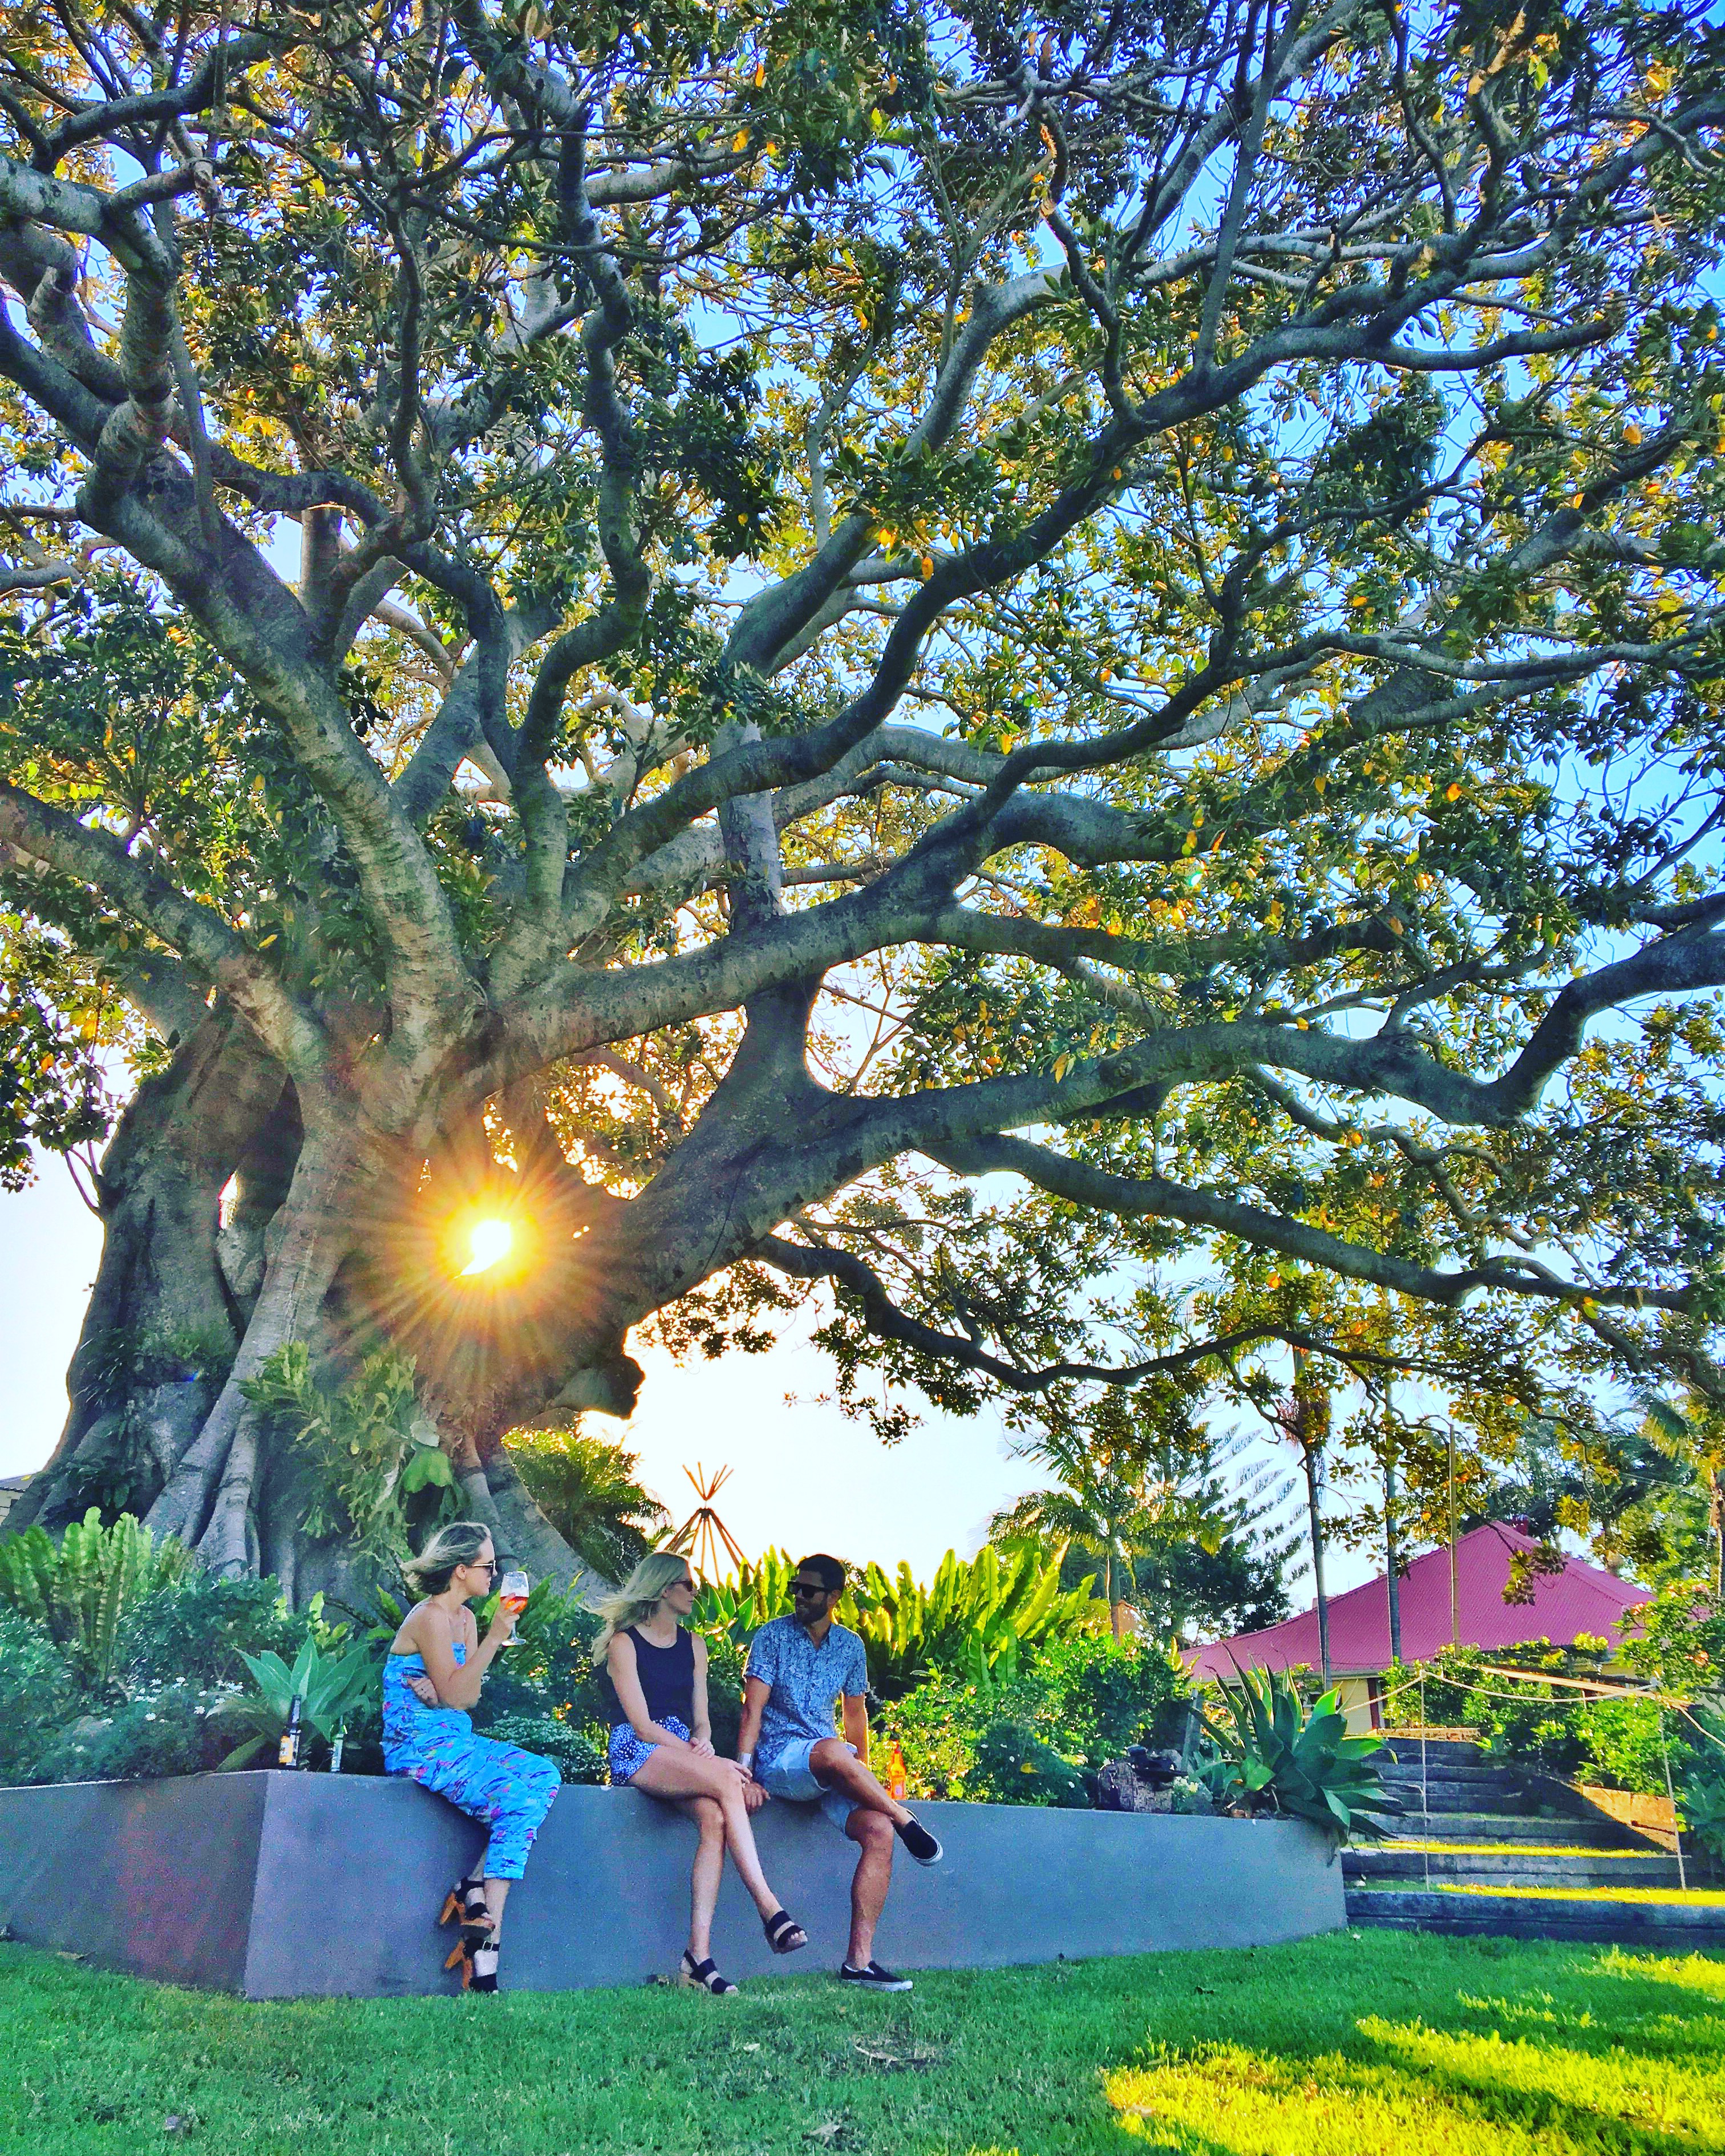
{"left": 497, "top": 1568, "right": 531, "bottom": 1645}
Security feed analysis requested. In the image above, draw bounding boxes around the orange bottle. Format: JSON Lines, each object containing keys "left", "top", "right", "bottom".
{"left": 885, "top": 1739, "right": 909, "bottom": 1802}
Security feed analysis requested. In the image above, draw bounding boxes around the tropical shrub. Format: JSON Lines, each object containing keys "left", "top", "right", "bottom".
{"left": 25, "top": 1681, "right": 236, "bottom": 1785}
{"left": 1679, "top": 1740, "right": 1725, "bottom": 1864}
{"left": 967, "top": 1721, "right": 1091, "bottom": 1809}
{"left": 1576, "top": 1696, "right": 1683, "bottom": 1799}
{"left": 874, "top": 1631, "right": 1188, "bottom": 1803}
{"left": 479, "top": 1714, "right": 602, "bottom": 1786}
{"left": 851, "top": 1548, "right": 1102, "bottom": 1699}
{"left": 693, "top": 1546, "right": 1099, "bottom": 1701}
{"left": 118, "top": 1571, "right": 317, "bottom": 1689}
{"left": 1197, "top": 1665, "right": 1399, "bottom": 1842}
{"left": 1405, "top": 1640, "right": 1700, "bottom": 1798}
{"left": 240, "top": 1345, "right": 460, "bottom": 1566}
{"left": 0, "top": 1605, "right": 72, "bottom": 1780}
{"left": 691, "top": 1548, "right": 799, "bottom": 1648}
{"left": 0, "top": 1510, "right": 191, "bottom": 1688}
{"left": 1622, "top": 1579, "right": 1725, "bottom": 1702}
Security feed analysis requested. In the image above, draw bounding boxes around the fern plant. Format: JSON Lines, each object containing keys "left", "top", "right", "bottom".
{"left": 1197, "top": 1662, "right": 1400, "bottom": 1844}
{"left": 0, "top": 1508, "right": 191, "bottom": 1688}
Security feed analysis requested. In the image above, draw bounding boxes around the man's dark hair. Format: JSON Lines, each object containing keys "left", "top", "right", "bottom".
{"left": 797, "top": 1552, "right": 846, "bottom": 1592}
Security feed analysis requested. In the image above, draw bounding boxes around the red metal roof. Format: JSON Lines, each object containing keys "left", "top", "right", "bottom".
{"left": 1188, "top": 1520, "right": 1651, "bottom": 1682}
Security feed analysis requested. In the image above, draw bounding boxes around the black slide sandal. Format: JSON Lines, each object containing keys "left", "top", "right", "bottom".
{"left": 763, "top": 1908, "right": 808, "bottom": 1954}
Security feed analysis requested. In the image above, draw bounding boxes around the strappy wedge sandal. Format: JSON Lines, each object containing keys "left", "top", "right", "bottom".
{"left": 679, "top": 1950, "right": 739, "bottom": 1995}
{"left": 762, "top": 1908, "right": 808, "bottom": 1955}
{"left": 467, "top": 1939, "right": 501, "bottom": 1993}
{"left": 440, "top": 1874, "right": 493, "bottom": 1948}
{"left": 440, "top": 1874, "right": 494, "bottom": 1983}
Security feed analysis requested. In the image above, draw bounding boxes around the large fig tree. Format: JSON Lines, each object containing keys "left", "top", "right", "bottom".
{"left": 4, "top": 0, "right": 1725, "bottom": 1598}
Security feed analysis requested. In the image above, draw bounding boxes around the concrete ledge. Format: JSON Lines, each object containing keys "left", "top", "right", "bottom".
{"left": 0, "top": 1773, "right": 1345, "bottom": 1998}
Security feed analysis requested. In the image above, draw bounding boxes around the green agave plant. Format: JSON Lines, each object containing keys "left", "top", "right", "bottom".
{"left": 0, "top": 1508, "right": 191, "bottom": 1688}
{"left": 217, "top": 1636, "right": 380, "bottom": 1769}
{"left": 1197, "top": 1662, "right": 1401, "bottom": 1844}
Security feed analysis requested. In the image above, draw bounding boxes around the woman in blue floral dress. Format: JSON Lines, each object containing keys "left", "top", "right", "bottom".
{"left": 384, "top": 1520, "right": 560, "bottom": 1990}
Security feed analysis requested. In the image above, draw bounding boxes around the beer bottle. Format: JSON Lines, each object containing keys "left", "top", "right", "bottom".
{"left": 328, "top": 1729, "right": 345, "bottom": 1774}
{"left": 278, "top": 1694, "right": 303, "bottom": 1769}
{"left": 886, "top": 1738, "right": 908, "bottom": 1802}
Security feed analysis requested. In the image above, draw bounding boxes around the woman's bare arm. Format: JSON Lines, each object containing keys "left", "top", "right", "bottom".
{"left": 407, "top": 1603, "right": 509, "bottom": 1710}
{"left": 688, "top": 1633, "right": 715, "bottom": 1755}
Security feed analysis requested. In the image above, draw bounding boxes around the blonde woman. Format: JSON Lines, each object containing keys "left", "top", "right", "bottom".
{"left": 596, "top": 1551, "right": 807, "bottom": 1991}
{"left": 384, "top": 1520, "right": 560, "bottom": 1992}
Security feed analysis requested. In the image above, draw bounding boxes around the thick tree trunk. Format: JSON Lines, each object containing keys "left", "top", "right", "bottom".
{"left": 15, "top": 980, "right": 861, "bottom": 1603}
{"left": 10, "top": 1014, "right": 286, "bottom": 1536}
{"left": 15, "top": 1019, "right": 593, "bottom": 1603}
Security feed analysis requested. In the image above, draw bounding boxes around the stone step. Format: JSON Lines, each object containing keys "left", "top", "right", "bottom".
{"left": 1378, "top": 1759, "right": 1525, "bottom": 1786}
{"left": 1346, "top": 1883, "right": 1725, "bottom": 1948}
{"left": 1386, "top": 1809, "right": 1649, "bottom": 1847}
{"left": 1379, "top": 1779, "right": 1541, "bottom": 1814}
{"left": 1378, "top": 1737, "right": 1488, "bottom": 1767}
{"left": 1345, "top": 1846, "right": 1687, "bottom": 1890}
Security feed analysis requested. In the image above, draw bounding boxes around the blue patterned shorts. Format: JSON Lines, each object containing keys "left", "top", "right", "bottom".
{"left": 608, "top": 1713, "right": 691, "bottom": 1784}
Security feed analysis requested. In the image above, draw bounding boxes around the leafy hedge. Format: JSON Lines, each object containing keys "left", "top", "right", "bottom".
{"left": 1409, "top": 1641, "right": 1686, "bottom": 1797}
{"left": 873, "top": 1631, "right": 1190, "bottom": 1806}
{"left": 2, "top": 1520, "right": 1188, "bottom": 1809}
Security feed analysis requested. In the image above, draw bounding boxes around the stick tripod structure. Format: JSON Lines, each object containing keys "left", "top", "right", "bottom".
{"left": 666, "top": 1463, "right": 748, "bottom": 1581}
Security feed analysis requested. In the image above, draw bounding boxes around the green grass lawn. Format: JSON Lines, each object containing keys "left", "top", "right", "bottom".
{"left": 1, "top": 1931, "right": 1721, "bottom": 2156}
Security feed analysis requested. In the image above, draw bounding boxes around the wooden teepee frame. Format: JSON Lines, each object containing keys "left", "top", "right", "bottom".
{"left": 666, "top": 1462, "right": 748, "bottom": 1581}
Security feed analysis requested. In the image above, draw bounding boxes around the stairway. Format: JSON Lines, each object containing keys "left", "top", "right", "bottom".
{"left": 1343, "top": 1736, "right": 1725, "bottom": 1948}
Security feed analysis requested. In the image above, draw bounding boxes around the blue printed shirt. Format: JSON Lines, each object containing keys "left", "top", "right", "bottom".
{"left": 745, "top": 1614, "right": 870, "bottom": 1769}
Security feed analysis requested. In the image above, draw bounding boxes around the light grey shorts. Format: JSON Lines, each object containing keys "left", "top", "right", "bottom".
{"left": 756, "top": 1737, "right": 861, "bottom": 1834}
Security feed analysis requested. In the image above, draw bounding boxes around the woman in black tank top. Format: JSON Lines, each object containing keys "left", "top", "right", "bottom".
{"left": 596, "top": 1554, "right": 806, "bottom": 1991}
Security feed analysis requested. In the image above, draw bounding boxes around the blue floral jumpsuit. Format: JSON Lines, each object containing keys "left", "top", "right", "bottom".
{"left": 382, "top": 1644, "right": 560, "bottom": 1878}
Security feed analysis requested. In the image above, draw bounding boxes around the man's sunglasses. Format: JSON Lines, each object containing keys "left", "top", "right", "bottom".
{"left": 792, "top": 1580, "right": 833, "bottom": 1599}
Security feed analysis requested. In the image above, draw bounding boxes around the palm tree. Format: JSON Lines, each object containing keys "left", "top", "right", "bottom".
{"left": 504, "top": 1427, "right": 669, "bottom": 1584}
{"left": 1642, "top": 1392, "right": 1725, "bottom": 1593}
{"left": 990, "top": 1425, "right": 1151, "bottom": 1640}
{"left": 1268, "top": 1359, "right": 1334, "bottom": 1681}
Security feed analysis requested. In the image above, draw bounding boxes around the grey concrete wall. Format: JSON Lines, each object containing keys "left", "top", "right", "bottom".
{"left": 0, "top": 1774, "right": 267, "bottom": 1990}
{"left": 0, "top": 1772, "right": 1345, "bottom": 1999}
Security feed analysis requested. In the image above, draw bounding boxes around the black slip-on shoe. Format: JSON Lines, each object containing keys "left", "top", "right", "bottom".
{"left": 895, "top": 1813, "right": 944, "bottom": 1866}
{"left": 839, "top": 1960, "right": 914, "bottom": 1992}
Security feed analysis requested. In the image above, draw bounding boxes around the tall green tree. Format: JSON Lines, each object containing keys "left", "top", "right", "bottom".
{"left": 1638, "top": 1392, "right": 1725, "bottom": 1591}
{"left": 3, "top": 0, "right": 1725, "bottom": 1595}
{"left": 992, "top": 1381, "right": 1299, "bottom": 1643}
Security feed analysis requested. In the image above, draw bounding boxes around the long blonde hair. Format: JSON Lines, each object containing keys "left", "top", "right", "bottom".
{"left": 590, "top": 1551, "right": 692, "bottom": 1662}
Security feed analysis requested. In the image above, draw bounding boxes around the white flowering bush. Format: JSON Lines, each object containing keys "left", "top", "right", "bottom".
{"left": 22, "top": 1679, "right": 241, "bottom": 1785}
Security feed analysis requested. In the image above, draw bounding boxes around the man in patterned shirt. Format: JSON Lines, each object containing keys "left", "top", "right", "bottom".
{"left": 736, "top": 1552, "right": 943, "bottom": 1991}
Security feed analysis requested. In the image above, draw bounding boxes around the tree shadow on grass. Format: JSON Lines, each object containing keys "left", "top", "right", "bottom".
{"left": 1091, "top": 1946, "right": 1725, "bottom": 2156}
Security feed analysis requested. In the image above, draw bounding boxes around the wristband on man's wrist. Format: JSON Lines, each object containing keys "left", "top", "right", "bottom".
{"left": 738, "top": 1749, "right": 755, "bottom": 1775}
